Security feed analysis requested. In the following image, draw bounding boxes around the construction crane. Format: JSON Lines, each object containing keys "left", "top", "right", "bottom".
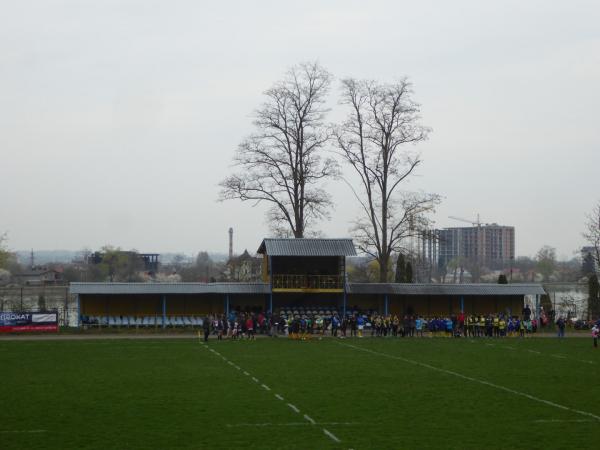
{"left": 448, "top": 214, "right": 487, "bottom": 227}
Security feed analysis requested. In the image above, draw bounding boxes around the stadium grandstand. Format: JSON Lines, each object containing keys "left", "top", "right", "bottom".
{"left": 71, "top": 238, "right": 545, "bottom": 328}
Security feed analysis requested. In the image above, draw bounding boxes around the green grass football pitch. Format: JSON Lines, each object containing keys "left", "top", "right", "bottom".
{"left": 1, "top": 336, "right": 599, "bottom": 450}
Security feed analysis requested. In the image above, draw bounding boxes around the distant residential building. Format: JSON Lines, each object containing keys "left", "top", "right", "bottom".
{"left": 437, "top": 224, "right": 515, "bottom": 269}
{"left": 225, "top": 250, "right": 262, "bottom": 282}
{"left": 407, "top": 230, "right": 440, "bottom": 282}
{"left": 89, "top": 251, "right": 160, "bottom": 274}
{"left": 14, "top": 267, "right": 64, "bottom": 286}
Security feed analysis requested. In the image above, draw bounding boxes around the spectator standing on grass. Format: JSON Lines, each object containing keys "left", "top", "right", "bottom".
{"left": 592, "top": 325, "right": 598, "bottom": 348}
{"left": 340, "top": 316, "right": 348, "bottom": 338}
{"left": 202, "top": 316, "right": 211, "bottom": 342}
{"left": 486, "top": 315, "right": 494, "bottom": 338}
{"left": 518, "top": 318, "right": 525, "bottom": 338}
{"left": 332, "top": 315, "right": 340, "bottom": 337}
{"left": 556, "top": 317, "right": 565, "bottom": 338}
{"left": 402, "top": 315, "right": 410, "bottom": 338}
{"left": 415, "top": 316, "right": 422, "bottom": 337}
{"left": 216, "top": 317, "right": 224, "bottom": 341}
{"left": 392, "top": 315, "right": 399, "bottom": 337}
{"left": 523, "top": 305, "right": 532, "bottom": 321}
{"left": 246, "top": 316, "right": 255, "bottom": 340}
{"left": 499, "top": 317, "right": 506, "bottom": 337}
{"left": 357, "top": 315, "right": 365, "bottom": 338}
{"left": 350, "top": 315, "right": 357, "bottom": 337}
{"left": 445, "top": 317, "right": 453, "bottom": 337}
{"left": 240, "top": 315, "right": 247, "bottom": 339}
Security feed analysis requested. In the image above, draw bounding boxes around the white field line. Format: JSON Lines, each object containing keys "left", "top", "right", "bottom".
{"left": 201, "top": 343, "right": 342, "bottom": 444}
{"left": 226, "top": 422, "right": 307, "bottom": 427}
{"left": 226, "top": 422, "right": 357, "bottom": 428}
{"left": 476, "top": 339, "right": 595, "bottom": 365}
{"left": 339, "top": 342, "right": 600, "bottom": 422}
{"left": 303, "top": 414, "right": 316, "bottom": 425}
{"left": 533, "top": 419, "right": 595, "bottom": 423}
{"left": 0, "top": 430, "right": 47, "bottom": 434}
{"left": 287, "top": 403, "right": 300, "bottom": 413}
{"left": 323, "top": 428, "right": 341, "bottom": 443}
{"left": 114, "top": 345, "right": 169, "bottom": 350}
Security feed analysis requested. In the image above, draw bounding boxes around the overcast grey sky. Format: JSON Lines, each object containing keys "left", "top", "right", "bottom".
{"left": 1, "top": 0, "right": 599, "bottom": 259}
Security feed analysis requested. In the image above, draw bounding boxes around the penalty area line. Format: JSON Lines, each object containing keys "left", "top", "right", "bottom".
{"left": 338, "top": 342, "right": 600, "bottom": 422}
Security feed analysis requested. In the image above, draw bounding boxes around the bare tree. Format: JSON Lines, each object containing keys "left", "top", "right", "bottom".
{"left": 583, "top": 201, "right": 600, "bottom": 270}
{"left": 0, "top": 232, "right": 9, "bottom": 269}
{"left": 220, "top": 62, "right": 337, "bottom": 238}
{"left": 335, "top": 78, "right": 439, "bottom": 282}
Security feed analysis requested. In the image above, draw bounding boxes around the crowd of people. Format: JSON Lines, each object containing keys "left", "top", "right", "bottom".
{"left": 200, "top": 305, "right": 599, "bottom": 342}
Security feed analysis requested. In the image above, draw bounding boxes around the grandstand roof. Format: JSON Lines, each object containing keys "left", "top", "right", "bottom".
{"left": 70, "top": 282, "right": 270, "bottom": 295}
{"left": 71, "top": 282, "right": 545, "bottom": 296}
{"left": 257, "top": 238, "right": 357, "bottom": 257}
{"left": 346, "top": 283, "right": 546, "bottom": 296}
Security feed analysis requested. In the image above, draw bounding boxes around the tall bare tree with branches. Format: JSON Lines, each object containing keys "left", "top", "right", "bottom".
{"left": 220, "top": 62, "right": 337, "bottom": 238}
{"left": 583, "top": 201, "right": 600, "bottom": 271}
{"left": 335, "top": 78, "right": 439, "bottom": 282}
{"left": 0, "top": 232, "right": 10, "bottom": 269}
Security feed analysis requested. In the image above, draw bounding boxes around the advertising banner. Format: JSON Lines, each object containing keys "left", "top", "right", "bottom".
{"left": 0, "top": 312, "right": 59, "bottom": 333}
